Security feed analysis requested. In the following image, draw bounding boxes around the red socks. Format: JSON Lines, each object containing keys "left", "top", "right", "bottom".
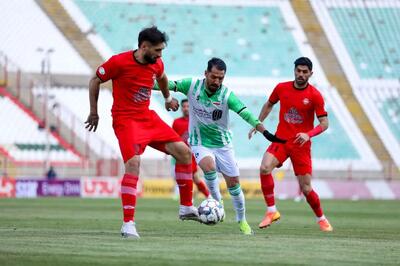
{"left": 195, "top": 179, "right": 210, "bottom": 198}
{"left": 260, "top": 173, "right": 275, "bottom": 206}
{"left": 121, "top": 173, "right": 138, "bottom": 222}
{"left": 175, "top": 163, "right": 194, "bottom": 206}
{"left": 306, "top": 189, "right": 323, "bottom": 217}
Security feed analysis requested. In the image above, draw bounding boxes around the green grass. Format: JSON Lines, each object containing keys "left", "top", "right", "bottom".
{"left": 0, "top": 198, "right": 399, "bottom": 265}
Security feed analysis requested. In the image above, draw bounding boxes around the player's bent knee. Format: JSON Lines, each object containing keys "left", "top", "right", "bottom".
{"left": 260, "top": 164, "right": 273, "bottom": 174}
{"left": 176, "top": 146, "right": 192, "bottom": 164}
{"left": 226, "top": 177, "right": 240, "bottom": 188}
{"left": 125, "top": 156, "right": 141, "bottom": 174}
{"left": 201, "top": 165, "right": 216, "bottom": 173}
{"left": 300, "top": 184, "right": 312, "bottom": 195}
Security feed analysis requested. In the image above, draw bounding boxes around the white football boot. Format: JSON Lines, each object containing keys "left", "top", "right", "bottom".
{"left": 178, "top": 205, "right": 200, "bottom": 221}
{"left": 121, "top": 221, "right": 140, "bottom": 239}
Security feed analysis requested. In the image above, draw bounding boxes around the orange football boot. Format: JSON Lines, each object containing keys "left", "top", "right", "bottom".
{"left": 259, "top": 211, "right": 281, "bottom": 229}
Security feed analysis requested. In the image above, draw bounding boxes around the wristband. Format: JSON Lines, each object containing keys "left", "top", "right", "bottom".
{"left": 307, "top": 125, "right": 323, "bottom": 138}
{"left": 164, "top": 95, "right": 172, "bottom": 103}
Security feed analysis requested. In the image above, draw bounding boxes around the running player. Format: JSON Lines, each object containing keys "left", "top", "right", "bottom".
{"left": 249, "top": 57, "right": 333, "bottom": 232}
{"left": 156, "top": 57, "right": 283, "bottom": 235}
{"left": 85, "top": 26, "right": 199, "bottom": 239}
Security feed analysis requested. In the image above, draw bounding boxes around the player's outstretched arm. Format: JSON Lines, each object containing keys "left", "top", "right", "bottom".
{"left": 85, "top": 75, "right": 102, "bottom": 132}
{"left": 154, "top": 77, "right": 194, "bottom": 111}
{"left": 248, "top": 100, "right": 274, "bottom": 139}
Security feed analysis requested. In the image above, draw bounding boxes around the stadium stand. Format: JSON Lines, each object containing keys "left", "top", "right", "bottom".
{"left": 355, "top": 86, "right": 400, "bottom": 166}
{"left": 0, "top": 0, "right": 91, "bottom": 75}
{"left": 311, "top": 0, "right": 400, "bottom": 167}
{"left": 325, "top": 2, "right": 399, "bottom": 80}
{"left": 68, "top": 0, "right": 302, "bottom": 77}
{"left": 54, "top": 0, "right": 382, "bottom": 172}
{"left": 0, "top": 90, "right": 81, "bottom": 163}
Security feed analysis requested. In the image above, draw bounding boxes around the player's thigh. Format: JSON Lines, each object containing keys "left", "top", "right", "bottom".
{"left": 113, "top": 118, "right": 143, "bottom": 162}
{"left": 290, "top": 144, "right": 312, "bottom": 176}
{"left": 165, "top": 141, "right": 191, "bottom": 162}
{"left": 192, "top": 145, "right": 216, "bottom": 172}
{"left": 261, "top": 143, "right": 287, "bottom": 173}
{"left": 214, "top": 146, "right": 240, "bottom": 177}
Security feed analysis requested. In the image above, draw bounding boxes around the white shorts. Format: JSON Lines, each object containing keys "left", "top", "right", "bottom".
{"left": 191, "top": 145, "right": 240, "bottom": 177}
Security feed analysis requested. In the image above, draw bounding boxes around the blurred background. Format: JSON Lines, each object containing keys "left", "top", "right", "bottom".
{"left": 0, "top": 0, "right": 399, "bottom": 199}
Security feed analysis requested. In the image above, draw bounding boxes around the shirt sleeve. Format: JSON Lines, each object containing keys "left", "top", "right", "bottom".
{"left": 173, "top": 78, "right": 193, "bottom": 95}
{"left": 155, "top": 59, "right": 164, "bottom": 79}
{"left": 268, "top": 84, "right": 280, "bottom": 104}
{"left": 153, "top": 78, "right": 192, "bottom": 95}
{"left": 228, "top": 91, "right": 261, "bottom": 128}
{"left": 313, "top": 90, "right": 328, "bottom": 117}
{"left": 96, "top": 55, "right": 119, "bottom": 82}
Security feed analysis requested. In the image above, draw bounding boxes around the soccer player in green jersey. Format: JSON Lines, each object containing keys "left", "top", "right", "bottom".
{"left": 156, "top": 58, "right": 283, "bottom": 234}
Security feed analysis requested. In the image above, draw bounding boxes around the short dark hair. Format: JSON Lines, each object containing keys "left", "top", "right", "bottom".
{"left": 294, "top": 57, "right": 313, "bottom": 71}
{"left": 181, "top": 98, "right": 188, "bottom": 105}
{"left": 138, "top": 26, "right": 168, "bottom": 47}
{"left": 207, "top": 57, "right": 226, "bottom": 72}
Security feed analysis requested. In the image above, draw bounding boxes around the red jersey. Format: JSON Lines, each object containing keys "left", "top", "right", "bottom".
{"left": 172, "top": 116, "right": 189, "bottom": 144}
{"left": 96, "top": 50, "right": 164, "bottom": 117}
{"left": 269, "top": 81, "right": 327, "bottom": 140}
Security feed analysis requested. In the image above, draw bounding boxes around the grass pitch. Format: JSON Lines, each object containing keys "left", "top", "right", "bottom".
{"left": 0, "top": 198, "right": 399, "bottom": 265}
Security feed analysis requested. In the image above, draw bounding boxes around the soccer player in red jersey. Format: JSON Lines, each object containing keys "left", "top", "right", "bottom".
{"left": 85, "top": 26, "right": 199, "bottom": 239}
{"left": 249, "top": 57, "right": 333, "bottom": 232}
{"left": 172, "top": 99, "right": 210, "bottom": 198}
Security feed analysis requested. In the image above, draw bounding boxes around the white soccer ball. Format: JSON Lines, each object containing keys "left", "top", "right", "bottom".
{"left": 198, "top": 198, "right": 224, "bottom": 225}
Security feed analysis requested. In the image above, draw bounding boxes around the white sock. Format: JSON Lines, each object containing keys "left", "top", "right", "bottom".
{"left": 228, "top": 184, "right": 245, "bottom": 222}
{"left": 204, "top": 171, "right": 221, "bottom": 202}
{"left": 317, "top": 215, "right": 326, "bottom": 222}
{"left": 267, "top": 205, "right": 277, "bottom": 213}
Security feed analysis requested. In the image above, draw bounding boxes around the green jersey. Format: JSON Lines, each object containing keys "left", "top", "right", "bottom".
{"left": 167, "top": 78, "right": 261, "bottom": 148}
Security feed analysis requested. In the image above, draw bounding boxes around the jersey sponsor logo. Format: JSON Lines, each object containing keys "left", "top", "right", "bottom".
{"left": 212, "top": 109, "right": 223, "bottom": 121}
{"left": 192, "top": 106, "right": 223, "bottom": 121}
{"left": 303, "top": 98, "right": 310, "bottom": 105}
{"left": 133, "top": 87, "right": 151, "bottom": 103}
{"left": 193, "top": 106, "right": 212, "bottom": 119}
{"left": 284, "top": 107, "right": 303, "bottom": 124}
{"left": 98, "top": 67, "right": 105, "bottom": 75}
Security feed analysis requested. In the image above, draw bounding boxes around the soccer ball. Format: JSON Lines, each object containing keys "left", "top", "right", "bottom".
{"left": 198, "top": 198, "right": 224, "bottom": 225}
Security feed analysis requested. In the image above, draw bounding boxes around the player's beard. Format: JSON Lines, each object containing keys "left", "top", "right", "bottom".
{"left": 144, "top": 53, "right": 157, "bottom": 64}
{"left": 295, "top": 77, "right": 307, "bottom": 87}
